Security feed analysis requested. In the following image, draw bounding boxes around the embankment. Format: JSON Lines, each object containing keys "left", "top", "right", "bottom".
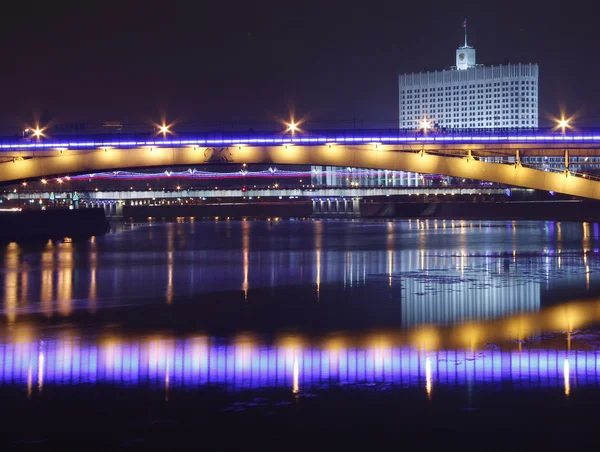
{"left": 0, "top": 208, "right": 110, "bottom": 240}
{"left": 363, "top": 200, "right": 600, "bottom": 221}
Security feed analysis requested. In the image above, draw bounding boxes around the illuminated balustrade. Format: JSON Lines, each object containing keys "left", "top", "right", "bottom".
{"left": 4, "top": 129, "right": 600, "bottom": 150}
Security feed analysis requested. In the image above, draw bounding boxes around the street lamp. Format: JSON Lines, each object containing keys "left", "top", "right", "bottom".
{"left": 287, "top": 121, "right": 298, "bottom": 135}
{"left": 557, "top": 118, "right": 570, "bottom": 134}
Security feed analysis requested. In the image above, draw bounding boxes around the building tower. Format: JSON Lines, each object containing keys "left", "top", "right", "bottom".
{"left": 398, "top": 21, "right": 539, "bottom": 130}
{"left": 456, "top": 19, "right": 476, "bottom": 70}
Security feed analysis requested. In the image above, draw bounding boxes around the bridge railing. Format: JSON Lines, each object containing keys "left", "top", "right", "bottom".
{"left": 3, "top": 127, "right": 600, "bottom": 149}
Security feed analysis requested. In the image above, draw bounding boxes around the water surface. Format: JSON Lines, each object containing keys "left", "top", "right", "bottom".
{"left": 1, "top": 219, "right": 600, "bottom": 447}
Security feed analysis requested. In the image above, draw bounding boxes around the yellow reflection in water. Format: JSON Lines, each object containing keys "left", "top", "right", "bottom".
{"left": 41, "top": 240, "right": 54, "bottom": 317}
{"left": 56, "top": 241, "right": 73, "bottom": 316}
{"left": 242, "top": 220, "right": 250, "bottom": 300}
{"left": 564, "top": 358, "right": 570, "bottom": 397}
{"left": 547, "top": 303, "right": 587, "bottom": 333}
{"left": 557, "top": 221, "right": 562, "bottom": 242}
{"left": 412, "top": 327, "right": 439, "bottom": 351}
{"left": 292, "top": 355, "right": 299, "bottom": 395}
{"left": 583, "top": 221, "right": 590, "bottom": 238}
{"left": 20, "top": 271, "right": 28, "bottom": 307}
{"left": 387, "top": 221, "right": 394, "bottom": 287}
{"left": 3, "top": 242, "right": 19, "bottom": 324}
{"left": 27, "top": 365, "right": 32, "bottom": 399}
{"left": 587, "top": 265, "right": 591, "bottom": 289}
{"left": 504, "top": 315, "right": 535, "bottom": 344}
{"left": 425, "top": 356, "right": 433, "bottom": 400}
{"left": 89, "top": 242, "right": 97, "bottom": 313}
{"left": 166, "top": 251, "right": 174, "bottom": 305}
{"left": 457, "top": 323, "right": 483, "bottom": 351}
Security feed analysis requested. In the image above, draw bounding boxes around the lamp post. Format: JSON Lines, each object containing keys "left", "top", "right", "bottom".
{"left": 286, "top": 121, "right": 298, "bottom": 136}
{"left": 159, "top": 125, "right": 170, "bottom": 137}
{"left": 558, "top": 118, "right": 570, "bottom": 135}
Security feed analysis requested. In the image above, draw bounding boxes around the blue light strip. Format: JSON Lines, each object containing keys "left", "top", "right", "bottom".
{"left": 0, "top": 338, "right": 595, "bottom": 391}
{"left": 4, "top": 130, "right": 600, "bottom": 150}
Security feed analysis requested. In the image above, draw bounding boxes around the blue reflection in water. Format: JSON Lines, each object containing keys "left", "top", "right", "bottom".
{"left": 2, "top": 220, "right": 600, "bottom": 328}
{"left": 1, "top": 220, "right": 600, "bottom": 401}
{"left": 0, "top": 337, "right": 595, "bottom": 395}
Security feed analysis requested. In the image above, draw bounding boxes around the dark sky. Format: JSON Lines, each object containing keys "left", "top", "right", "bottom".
{"left": 0, "top": 0, "right": 597, "bottom": 134}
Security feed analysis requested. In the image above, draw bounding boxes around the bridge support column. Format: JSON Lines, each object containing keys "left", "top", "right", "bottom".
{"left": 312, "top": 197, "right": 360, "bottom": 217}
{"left": 352, "top": 198, "right": 360, "bottom": 216}
{"left": 565, "top": 149, "right": 569, "bottom": 171}
{"left": 115, "top": 202, "right": 124, "bottom": 219}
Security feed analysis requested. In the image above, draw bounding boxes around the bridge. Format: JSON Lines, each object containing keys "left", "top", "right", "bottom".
{"left": 6, "top": 186, "right": 513, "bottom": 218}
{"left": 4, "top": 129, "right": 600, "bottom": 199}
{"left": 5, "top": 185, "right": 510, "bottom": 201}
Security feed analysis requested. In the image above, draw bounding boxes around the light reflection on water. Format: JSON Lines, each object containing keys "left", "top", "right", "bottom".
{"left": 1, "top": 220, "right": 600, "bottom": 397}
{"left": 0, "top": 307, "right": 598, "bottom": 397}
{"left": 1, "top": 220, "right": 600, "bottom": 327}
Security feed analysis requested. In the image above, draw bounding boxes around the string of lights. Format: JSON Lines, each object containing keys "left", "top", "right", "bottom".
{"left": 55, "top": 169, "right": 444, "bottom": 182}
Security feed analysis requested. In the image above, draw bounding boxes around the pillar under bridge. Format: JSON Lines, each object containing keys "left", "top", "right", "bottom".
{"left": 312, "top": 197, "right": 360, "bottom": 217}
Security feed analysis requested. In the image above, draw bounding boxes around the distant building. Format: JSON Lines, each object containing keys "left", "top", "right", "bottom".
{"left": 316, "top": 22, "right": 541, "bottom": 188}
{"left": 52, "top": 122, "right": 86, "bottom": 134}
{"left": 103, "top": 121, "right": 123, "bottom": 133}
{"left": 398, "top": 21, "right": 539, "bottom": 129}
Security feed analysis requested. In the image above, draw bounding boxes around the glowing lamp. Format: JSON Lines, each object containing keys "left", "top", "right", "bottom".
{"left": 287, "top": 122, "right": 298, "bottom": 134}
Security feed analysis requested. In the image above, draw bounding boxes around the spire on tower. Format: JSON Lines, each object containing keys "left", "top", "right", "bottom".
{"left": 456, "top": 20, "right": 476, "bottom": 69}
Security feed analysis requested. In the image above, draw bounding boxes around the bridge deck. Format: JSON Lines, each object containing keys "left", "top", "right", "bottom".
{"left": 5, "top": 186, "right": 511, "bottom": 201}
{"left": 3, "top": 129, "right": 600, "bottom": 199}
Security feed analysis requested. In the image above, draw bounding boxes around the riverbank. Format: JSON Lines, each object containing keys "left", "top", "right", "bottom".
{"left": 119, "top": 199, "right": 600, "bottom": 221}
{"left": 0, "top": 208, "right": 110, "bottom": 240}
{"left": 363, "top": 199, "right": 600, "bottom": 221}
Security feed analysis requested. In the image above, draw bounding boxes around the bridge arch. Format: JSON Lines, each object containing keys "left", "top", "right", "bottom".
{"left": 3, "top": 144, "right": 600, "bottom": 199}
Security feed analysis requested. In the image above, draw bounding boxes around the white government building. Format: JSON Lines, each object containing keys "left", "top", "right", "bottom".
{"left": 312, "top": 24, "right": 540, "bottom": 187}
{"left": 399, "top": 24, "right": 539, "bottom": 130}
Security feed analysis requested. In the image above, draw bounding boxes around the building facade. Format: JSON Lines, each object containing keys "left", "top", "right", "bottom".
{"left": 312, "top": 25, "right": 541, "bottom": 188}
{"left": 399, "top": 32, "right": 539, "bottom": 130}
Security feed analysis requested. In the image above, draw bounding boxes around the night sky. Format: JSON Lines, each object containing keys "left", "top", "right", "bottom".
{"left": 0, "top": 0, "right": 597, "bottom": 134}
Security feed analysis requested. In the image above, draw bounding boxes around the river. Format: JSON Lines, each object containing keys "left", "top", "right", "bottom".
{"left": 1, "top": 219, "right": 599, "bottom": 448}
